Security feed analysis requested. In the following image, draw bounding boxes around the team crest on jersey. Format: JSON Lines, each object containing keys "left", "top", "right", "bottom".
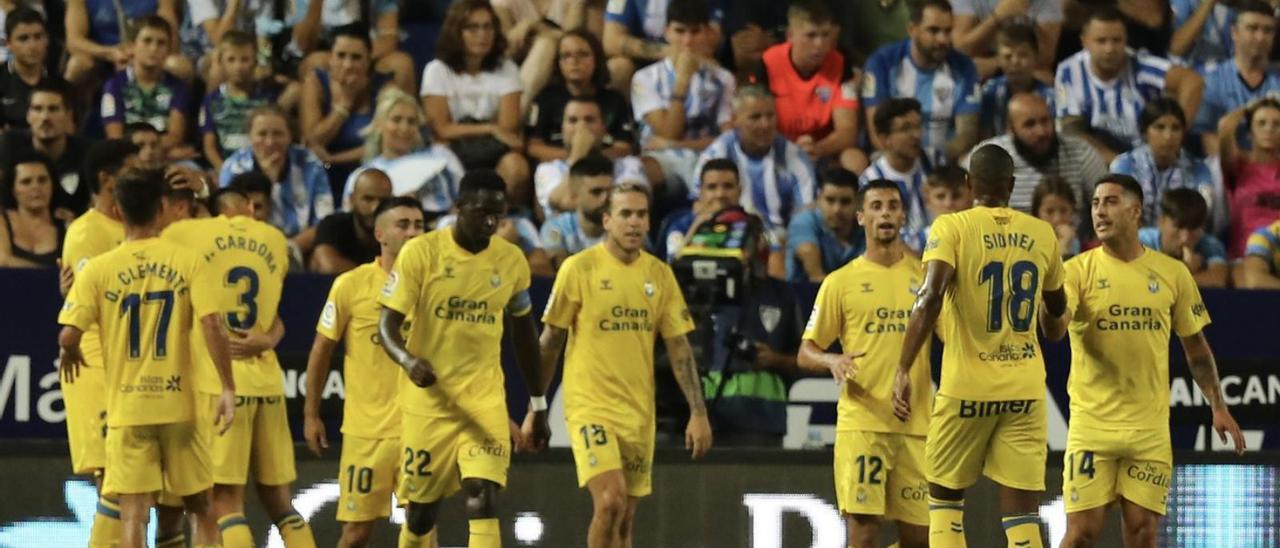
{"left": 815, "top": 85, "right": 832, "bottom": 103}
{"left": 760, "top": 305, "right": 781, "bottom": 333}
{"left": 382, "top": 271, "right": 399, "bottom": 297}
{"left": 909, "top": 279, "right": 920, "bottom": 295}
{"left": 491, "top": 273, "right": 502, "bottom": 287}
{"left": 644, "top": 281, "right": 655, "bottom": 297}
{"left": 1148, "top": 274, "right": 1159, "bottom": 293}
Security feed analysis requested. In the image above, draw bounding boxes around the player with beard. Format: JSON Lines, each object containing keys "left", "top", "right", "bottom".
{"left": 537, "top": 183, "right": 712, "bottom": 548}
{"left": 541, "top": 153, "right": 615, "bottom": 269}
{"left": 799, "top": 179, "right": 933, "bottom": 548}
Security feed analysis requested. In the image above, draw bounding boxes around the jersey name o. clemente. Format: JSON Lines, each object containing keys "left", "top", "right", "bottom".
{"left": 58, "top": 238, "right": 215, "bottom": 426}
{"left": 162, "top": 216, "right": 289, "bottom": 395}
{"left": 922, "top": 207, "right": 1064, "bottom": 401}
{"left": 541, "top": 245, "right": 694, "bottom": 428}
{"left": 1064, "top": 248, "right": 1210, "bottom": 431}
{"left": 802, "top": 255, "right": 932, "bottom": 436}
{"left": 378, "top": 228, "right": 532, "bottom": 418}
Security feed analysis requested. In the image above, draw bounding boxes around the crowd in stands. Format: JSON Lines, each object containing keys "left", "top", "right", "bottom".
{"left": 2, "top": 0, "right": 1280, "bottom": 290}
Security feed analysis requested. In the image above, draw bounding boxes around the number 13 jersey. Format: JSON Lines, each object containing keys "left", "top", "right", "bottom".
{"left": 923, "top": 207, "right": 1064, "bottom": 401}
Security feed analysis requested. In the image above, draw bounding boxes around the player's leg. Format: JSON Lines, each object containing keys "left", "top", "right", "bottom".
{"left": 586, "top": 471, "right": 629, "bottom": 548}
{"left": 457, "top": 411, "right": 514, "bottom": 548}
{"left": 1061, "top": 506, "right": 1108, "bottom": 548}
{"left": 400, "top": 500, "right": 443, "bottom": 547}
{"left": 1117, "top": 498, "right": 1159, "bottom": 548}
{"left": 399, "top": 413, "right": 463, "bottom": 547}
{"left": 1113, "top": 429, "right": 1172, "bottom": 548}
{"left": 256, "top": 482, "right": 316, "bottom": 547}
{"left": 895, "top": 521, "right": 929, "bottom": 548}
{"left": 103, "top": 425, "right": 165, "bottom": 548}
{"left": 202, "top": 393, "right": 254, "bottom": 547}
{"left": 212, "top": 484, "right": 253, "bottom": 547}
{"left": 618, "top": 497, "right": 641, "bottom": 548}
{"left": 117, "top": 493, "right": 155, "bottom": 548}
{"left": 66, "top": 367, "right": 115, "bottom": 547}
{"left": 182, "top": 490, "right": 222, "bottom": 547}
{"left": 835, "top": 431, "right": 892, "bottom": 548}
{"left": 846, "top": 514, "right": 884, "bottom": 548}
{"left": 614, "top": 425, "right": 654, "bottom": 548}
{"left": 985, "top": 400, "right": 1051, "bottom": 548}
{"left": 338, "top": 435, "right": 402, "bottom": 547}
{"left": 154, "top": 497, "right": 187, "bottom": 548}
{"left": 1060, "top": 426, "right": 1122, "bottom": 548}
{"left": 340, "top": 521, "right": 377, "bottom": 548}
{"left": 884, "top": 434, "right": 929, "bottom": 548}
{"left": 925, "top": 396, "right": 999, "bottom": 548}
{"left": 253, "top": 395, "right": 314, "bottom": 547}
{"left": 997, "top": 487, "right": 1043, "bottom": 548}
{"left": 462, "top": 477, "right": 503, "bottom": 548}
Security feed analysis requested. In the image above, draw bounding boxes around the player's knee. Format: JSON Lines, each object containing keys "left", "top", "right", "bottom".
{"left": 844, "top": 514, "right": 881, "bottom": 548}
{"left": 255, "top": 483, "right": 296, "bottom": 520}
{"left": 1121, "top": 513, "right": 1158, "bottom": 544}
{"left": 462, "top": 479, "right": 499, "bottom": 518}
{"left": 896, "top": 527, "right": 930, "bottom": 548}
{"left": 340, "top": 521, "right": 375, "bottom": 547}
{"left": 1063, "top": 518, "right": 1103, "bottom": 547}
{"left": 591, "top": 486, "right": 627, "bottom": 523}
{"left": 405, "top": 501, "right": 440, "bottom": 536}
{"left": 180, "top": 491, "right": 209, "bottom": 515}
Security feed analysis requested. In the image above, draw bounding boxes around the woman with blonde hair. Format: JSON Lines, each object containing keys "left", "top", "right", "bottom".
{"left": 342, "top": 87, "right": 465, "bottom": 224}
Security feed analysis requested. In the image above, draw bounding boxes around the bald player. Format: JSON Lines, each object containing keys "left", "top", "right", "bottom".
{"left": 895, "top": 144, "right": 1067, "bottom": 547}
{"left": 312, "top": 169, "right": 394, "bottom": 274}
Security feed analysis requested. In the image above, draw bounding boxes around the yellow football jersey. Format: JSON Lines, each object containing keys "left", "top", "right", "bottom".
{"left": 58, "top": 238, "right": 216, "bottom": 426}
{"left": 316, "top": 262, "right": 402, "bottom": 439}
{"left": 62, "top": 208, "right": 124, "bottom": 366}
{"left": 162, "top": 215, "right": 289, "bottom": 395}
{"left": 379, "top": 228, "right": 532, "bottom": 418}
{"left": 1064, "top": 247, "right": 1210, "bottom": 431}
{"left": 802, "top": 255, "right": 932, "bottom": 436}
{"left": 541, "top": 244, "right": 694, "bottom": 428}
{"left": 922, "top": 207, "right": 1064, "bottom": 401}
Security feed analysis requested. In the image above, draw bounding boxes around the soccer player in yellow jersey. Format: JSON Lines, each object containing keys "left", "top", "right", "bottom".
{"left": 303, "top": 197, "right": 426, "bottom": 548}
{"left": 162, "top": 187, "right": 317, "bottom": 548}
{"left": 56, "top": 139, "right": 138, "bottom": 547}
{"left": 537, "top": 183, "right": 713, "bottom": 548}
{"left": 57, "top": 167, "right": 237, "bottom": 548}
{"left": 799, "top": 179, "right": 932, "bottom": 548}
{"left": 893, "top": 145, "right": 1068, "bottom": 548}
{"left": 1049, "top": 175, "right": 1245, "bottom": 547}
{"left": 378, "top": 170, "right": 551, "bottom": 548}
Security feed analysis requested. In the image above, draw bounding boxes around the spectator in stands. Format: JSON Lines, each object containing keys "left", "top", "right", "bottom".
{"left": 291, "top": 0, "right": 416, "bottom": 92}
{"left": 227, "top": 170, "right": 273, "bottom": 224}
{"left": 860, "top": 98, "right": 931, "bottom": 253}
{"left": 979, "top": 22, "right": 1055, "bottom": 139}
{"left": 1140, "top": 188, "right": 1229, "bottom": 288}
{"left": 422, "top": 0, "right": 530, "bottom": 208}
{"left": 220, "top": 105, "right": 335, "bottom": 237}
{"left": 311, "top": 168, "right": 392, "bottom": 274}
{"left": 720, "top": 0, "right": 787, "bottom": 74}
{"left": 492, "top": 0, "right": 585, "bottom": 113}
{"left": 301, "top": 24, "right": 396, "bottom": 198}
{"left": 1196, "top": 1, "right": 1280, "bottom": 157}
{"left": 527, "top": 30, "right": 636, "bottom": 166}
{"left": 0, "top": 153, "right": 61, "bottom": 267}
{"left": 752, "top": 0, "right": 866, "bottom": 173}
{"left": 124, "top": 122, "right": 166, "bottom": 169}
{"left": 541, "top": 153, "right": 613, "bottom": 269}
{"left": 1239, "top": 218, "right": 1280, "bottom": 289}
{"left": 919, "top": 164, "right": 974, "bottom": 246}
{"left": 604, "top": 0, "right": 724, "bottom": 95}
{"left": 1169, "top": 0, "right": 1237, "bottom": 69}
{"left": 786, "top": 168, "right": 861, "bottom": 283}
{"left": 436, "top": 208, "right": 553, "bottom": 276}
{"left": 200, "top": 30, "right": 279, "bottom": 173}
{"left": 693, "top": 85, "right": 814, "bottom": 270}
{"left": 343, "top": 87, "right": 464, "bottom": 224}
{"left": 0, "top": 8, "right": 62, "bottom": 131}
{"left": 64, "top": 0, "right": 191, "bottom": 85}
{"left": 179, "top": 0, "right": 261, "bottom": 84}
{"left": 862, "top": 0, "right": 980, "bottom": 167}
{"left": 1111, "top": 98, "right": 1223, "bottom": 232}
{"left": 633, "top": 0, "right": 735, "bottom": 199}
{"left": 1032, "top": 175, "right": 1081, "bottom": 258}
{"left": 1218, "top": 97, "right": 1280, "bottom": 258}
{"left": 951, "top": 0, "right": 1062, "bottom": 78}
{"left": 968, "top": 92, "right": 1107, "bottom": 214}
{"left": 1055, "top": 7, "right": 1203, "bottom": 163}
{"left": 533, "top": 95, "right": 645, "bottom": 217}
{"left": 658, "top": 158, "right": 741, "bottom": 261}
{"left": 0, "top": 82, "right": 92, "bottom": 217}
{"left": 101, "top": 16, "right": 193, "bottom": 162}
{"left": 839, "top": 0, "right": 909, "bottom": 60}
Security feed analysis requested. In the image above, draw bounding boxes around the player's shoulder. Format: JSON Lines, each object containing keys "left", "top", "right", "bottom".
{"left": 558, "top": 244, "right": 600, "bottom": 273}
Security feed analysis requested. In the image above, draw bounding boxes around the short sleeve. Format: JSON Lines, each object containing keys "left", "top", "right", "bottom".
{"left": 419, "top": 61, "right": 451, "bottom": 97}
{"left": 506, "top": 251, "right": 534, "bottom": 316}
{"left": 378, "top": 240, "right": 426, "bottom": 315}
{"left": 1171, "top": 265, "right": 1210, "bottom": 337}
{"left": 921, "top": 214, "right": 958, "bottom": 267}
{"left": 58, "top": 264, "right": 100, "bottom": 331}
{"left": 541, "top": 257, "right": 582, "bottom": 329}
{"left": 801, "top": 275, "right": 843, "bottom": 348}
{"left": 493, "top": 61, "right": 523, "bottom": 96}
{"left": 787, "top": 210, "right": 821, "bottom": 249}
{"left": 540, "top": 217, "right": 568, "bottom": 253}
{"left": 187, "top": 258, "right": 220, "bottom": 319}
{"left": 656, "top": 265, "right": 695, "bottom": 338}
{"left": 100, "top": 77, "right": 124, "bottom": 124}
{"left": 860, "top": 51, "right": 891, "bottom": 107}
{"left": 630, "top": 66, "right": 666, "bottom": 121}
{"left": 954, "top": 60, "right": 981, "bottom": 116}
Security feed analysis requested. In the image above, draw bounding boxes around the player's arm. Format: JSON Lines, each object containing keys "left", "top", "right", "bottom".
{"left": 1180, "top": 331, "right": 1247, "bottom": 454}
{"left": 57, "top": 325, "right": 86, "bottom": 383}
{"left": 200, "top": 313, "right": 237, "bottom": 435}
{"left": 227, "top": 316, "right": 285, "bottom": 359}
{"left": 893, "top": 259, "right": 955, "bottom": 421}
{"left": 303, "top": 333, "right": 339, "bottom": 456}
{"left": 663, "top": 334, "right": 712, "bottom": 458}
{"left": 378, "top": 307, "right": 435, "bottom": 386}
{"left": 1165, "top": 66, "right": 1204, "bottom": 126}
{"left": 509, "top": 310, "right": 551, "bottom": 451}
{"left": 1169, "top": 0, "right": 1217, "bottom": 57}
{"left": 1039, "top": 287, "right": 1069, "bottom": 341}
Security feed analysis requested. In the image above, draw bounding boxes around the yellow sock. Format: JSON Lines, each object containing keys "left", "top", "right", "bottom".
{"left": 89, "top": 496, "right": 121, "bottom": 548}
{"left": 468, "top": 517, "right": 501, "bottom": 548}
{"left": 156, "top": 532, "right": 185, "bottom": 548}
{"left": 217, "top": 513, "right": 254, "bottom": 548}
{"left": 276, "top": 511, "right": 317, "bottom": 548}
{"left": 1002, "top": 513, "right": 1043, "bottom": 548}
{"left": 399, "top": 521, "right": 438, "bottom": 548}
{"left": 928, "top": 496, "right": 967, "bottom": 548}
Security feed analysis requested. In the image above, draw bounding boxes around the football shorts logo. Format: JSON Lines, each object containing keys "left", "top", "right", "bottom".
{"left": 381, "top": 271, "right": 399, "bottom": 297}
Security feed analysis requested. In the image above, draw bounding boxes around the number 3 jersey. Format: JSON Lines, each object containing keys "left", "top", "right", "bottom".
{"left": 162, "top": 215, "right": 290, "bottom": 395}
{"left": 58, "top": 238, "right": 217, "bottom": 426}
{"left": 923, "top": 207, "right": 1064, "bottom": 401}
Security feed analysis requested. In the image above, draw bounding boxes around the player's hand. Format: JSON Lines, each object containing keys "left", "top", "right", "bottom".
{"left": 521, "top": 409, "right": 551, "bottom": 453}
{"left": 227, "top": 328, "right": 275, "bottom": 359}
{"left": 406, "top": 358, "right": 438, "bottom": 388}
{"left": 165, "top": 164, "right": 207, "bottom": 194}
{"left": 57, "top": 259, "right": 74, "bottom": 298}
{"left": 59, "top": 346, "right": 85, "bottom": 384}
{"left": 825, "top": 350, "right": 864, "bottom": 384}
{"left": 891, "top": 367, "right": 912, "bottom": 422}
{"left": 303, "top": 413, "right": 328, "bottom": 457}
{"left": 1213, "top": 406, "right": 1247, "bottom": 455}
{"left": 214, "top": 389, "right": 236, "bottom": 435}
{"left": 685, "top": 413, "right": 713, "bottom": 459}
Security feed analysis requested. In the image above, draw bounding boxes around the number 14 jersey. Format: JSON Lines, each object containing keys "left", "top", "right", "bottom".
{"left": 923, "top": 207, "right": 1064, "bottom": 401}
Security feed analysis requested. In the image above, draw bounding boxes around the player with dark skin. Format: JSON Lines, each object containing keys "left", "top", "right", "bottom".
{"left": 376, "top": 179, "right": 551, "bottom": 539}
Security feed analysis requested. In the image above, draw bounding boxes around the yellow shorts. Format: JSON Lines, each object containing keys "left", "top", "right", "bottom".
{"left": 926, "top": 395, "right": 1047, "bottom": 491}
{"left": 199, "top": 394, "right": 297, "bottom": 486}
{"left": 103, "top": 421, "right": 211, "bottom": 497}
{"left": 337, "top": 435, "right": 401, "bottom": 522}
{"left": 1063, "top": 426, "right": 1172, "bottom": 515}
{"left": 834, "top": 430, "right": 929, "bottom": 525}
{"left": 568, "top": 419, "right": 655, "bottom": 498}
{"left": 63, "top": 364, "right": 107, "bottom": 474}
{"left": 397, "top": 410, "right": 510, "bottom": 504}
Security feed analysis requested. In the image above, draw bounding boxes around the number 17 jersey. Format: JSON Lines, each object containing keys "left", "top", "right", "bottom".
{"left": 923, "top": 207, "right": 1064, "bottom": 401}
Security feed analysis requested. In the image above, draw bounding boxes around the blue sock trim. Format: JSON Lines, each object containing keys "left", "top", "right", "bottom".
{"left": 1001, "top": 514, "right": 1041, "bottom": 529}
{"left": 218, "top": 515, "right": 249, "bottom": 531}
{"left": 276, "top": 511, "right": 306, "bottom": 529}
{"left": 95, "top": 501, "right": 121, "bottom": 520}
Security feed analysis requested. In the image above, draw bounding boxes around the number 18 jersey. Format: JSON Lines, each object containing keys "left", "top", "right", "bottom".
{"left": 923, "top": 207, "right": 1064, "bottom": 401}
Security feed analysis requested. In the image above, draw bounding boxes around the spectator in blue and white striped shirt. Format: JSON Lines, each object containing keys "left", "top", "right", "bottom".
{"left": 860, "top": 98, "right": 932, "bottom": 254}
{"left": 1194, "top": 1, "right": 1280, "bottom": 157}
{"left": 862, "top": 0, "right": 981, "bottom": 168}
{"left": 979, "top": 23, "right": 1055, "bottom": 139}
{"left": 1054, "top": 7, "right": 1204, "bottom": 164}
{"left": 1169, "top": 0, "right": 1237, "bottom": 70}
{"left": 603, "top": 0, "right": 724, "bottom": 95}
{"left": 692, "top": 85, "right": 815, "bottom": 245}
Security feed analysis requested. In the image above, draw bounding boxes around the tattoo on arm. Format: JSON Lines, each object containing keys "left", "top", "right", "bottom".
{"left": 1187, "top": 350, "right": 1227, "bottom": 409}
{"left": 666, "top": 335, "right": 707, "bottom": 415}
